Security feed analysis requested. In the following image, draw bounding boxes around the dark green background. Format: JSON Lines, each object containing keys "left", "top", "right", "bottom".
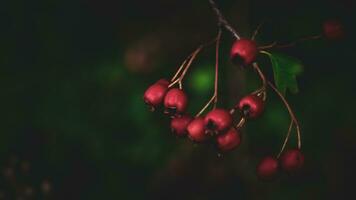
{"left": 1, "top": 0, "right": 356, "bottom": 199}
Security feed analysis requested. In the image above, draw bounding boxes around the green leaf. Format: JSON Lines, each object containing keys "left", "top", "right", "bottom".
{"left": 264, "top": 52, "right": 303, "bottom": 95}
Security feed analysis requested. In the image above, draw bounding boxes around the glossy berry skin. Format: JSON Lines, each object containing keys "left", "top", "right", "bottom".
{"left": 216, "top": 128, "right": 241, "bottom": 152}
{"left": 230, "top": 39, "right": 258, "bottom": 66}
{"left": 280, "top": 149, "right": 304, "bottom": 173}
{"left": 187, "top": 117, "right": 208, "bottom": 142}
{"left": 170, "top": 115, "right": 192, "bottom": 137}
{"left": 144, "top": 79, "right": 170, "bottom": 110}
{"left": 257, "top": 156, "right": 279, "bottom": 180}
{"left": 323, "top": 20, "right": 344, "bottom": 40}
{"left": 164, "top": 88, "right": 188, "bottom": 116}
{"left": 238, "top": 95, "right": 264, "bottom": 119}
{"left": 204, "top": 109, "right": 232, "bottom": 135}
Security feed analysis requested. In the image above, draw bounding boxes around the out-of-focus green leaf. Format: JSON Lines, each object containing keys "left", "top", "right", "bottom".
{"left": 188, "top": 66, "right": 214, "bottom": 94}
{"left": 264, "top": 52, "right": 303, "bottom": 95}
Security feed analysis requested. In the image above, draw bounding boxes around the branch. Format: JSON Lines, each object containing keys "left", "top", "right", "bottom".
{"left": 259, "top": 35, "right": 322, "bottom": 49}
{"left": 208, "top": 0, "right": 241, "bottom": 40}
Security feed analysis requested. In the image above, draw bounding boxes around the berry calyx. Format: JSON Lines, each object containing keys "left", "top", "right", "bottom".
{"left": 164, "top": 88, "right": 188, "bottom": 116}
{"left": 143, "top": 79, "right": 170, "bottom": 111}
{"left": 238, "top": 94, "right": 264, "bottom": 119}
{"left": 170, "top": 115, "right": 193, "bottom": 137}
{"left": 230, "top": 39, "right": 258, "bottom": 66}
{"left": 216, "top": 127, "right": 241, "bottom": 152}
{"left": 323, "top": 20, "right": 345, "bottom": 40}
{"left": 257, "top": 156, "right": 279, "bottom": 180}
{"left": 187, "top": 117, "right": 208, "bottom": 142}
{"left": 280, "top": 149, "right": 304, "bottom": 173}
{"left": 204, "top": 109, "right": 232, "bottom": 135}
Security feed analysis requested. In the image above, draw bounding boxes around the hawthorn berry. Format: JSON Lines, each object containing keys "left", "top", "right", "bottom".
{"left": 156, "top": 79, "right": 170, "bottom": 86}
{"left": 164, "top": 88, "right": 188, "bottom": 116}
{"left": 323, "top": 20, "right": 344, "bottom": 40}
{"left": 280, "top": 149, "right": 304, "bottom": 173}
{"left": 204, "top": 109, "right": 232, "bottom": 135}
{"left": 238, "top": 94, "right": 264, "bottom": 119}
{"left": 230, "top": 39, "right": 258, "bottom": 66}
{"left": 143, "top": 79, "right": 170, "bottom": 111}
{"left": 170, "top": 115, "right": 193, "bottom": 137}
{"left": 257, "top": 156, "right": 279, "bottom": 180}
{"left": 187, "top": 117, "right": 208, "bottom": 142}
{"left": 216, "top": 127, "right": 241, "bottom": 152}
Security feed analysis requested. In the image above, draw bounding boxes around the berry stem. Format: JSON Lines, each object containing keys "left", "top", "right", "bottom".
{"left": 195, "top": 29, "right": 222, "bottom": 117}
{"left": 277, "top": 120, "right": 294, "bottom": 158}
{"left": 178, "top": 47, "right": 203, "bottom": 83}
{"left": 208, "top": 0, "right": 241, "bottom": 40}
{"left": 170, "top": 53, "right": 193, "bottom": 82}
{"left": 267, "top": 81, "right": 302, "bottom": 150}
{"left": 196, "top": 95, "right": 216, "bottom": 117}
{"left": 169, "top": 35, "right": 220, "bottom": 89}
{"left": 258, "top": 34, "right": 322, "bottom": 50}
{"left": 169, "top": 47, "right": 202, "bottom": 88}
{"left": 213, "top": 28, "right": 222, "bottom": 108}
{"left": 252, "top": 63, "right": 267, "bottom": 101}
{"left": 235, "top": 117, "right": 246, "bottom": 129}
{"left": 251, "top": 21, "right": 265, "bottom": 40}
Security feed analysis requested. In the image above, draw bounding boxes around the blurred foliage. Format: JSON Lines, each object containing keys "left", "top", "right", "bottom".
{"left": 0, "top": 0, "right": 356, "bottom": 199}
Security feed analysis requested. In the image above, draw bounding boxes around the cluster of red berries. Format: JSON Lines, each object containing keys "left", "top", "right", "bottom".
{"left": 144, "top": 78, "right": 251, "bottom": 152}
{"left": 143, "top": 7, "right": 344, "bottom": 180}
{"left": 257, "top": 149, "right": 305, "bottom": 180}
{"left": 143, "top": 38, "right": 304, "bottom": 180}
{"left": 144, "top": 78, "right": 304, "bottom": 180}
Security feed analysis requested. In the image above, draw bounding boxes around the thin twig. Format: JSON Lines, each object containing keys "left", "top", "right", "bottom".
{"left": 259, "top": 35, "right": 322, "bottom": 50}
{"left": 171, "top": 54, "right": 191, "bottom": 82}
{"left": 252, "top": 63, "right": 267, "bottom": 89}
{"left": 252, "top": 63, "right": 267, "bottom": 101}
{"left": 277, "top": 120, "right": 294, "bottom": 158}
{"left": 208, "top": 0, "right": 241, "bottom": 40}
{"left": 267, "top": 81, "right": 301, "bottom": 149}
{"left": 251, "top": 21, "right": 265, "bottom": 40}
{"left": 196, "top": 95, "right": 216, "bottom": 117}
{"left": 213, "top": 28, "right": 222, "bottom": 108}
{"left": 168, "top": 49, "right": 198, "bottom": 88}
{"left": 178, "top": 47, "right": 203, "bottom": 83}
{"left": 169, "top": 36, "right": 218, "bottom": 89}
{"left": 195, "top": 29, "right": 222, "bottom": 117}
{"left": 236, "top": 117, "right": 246, "bottom": 129}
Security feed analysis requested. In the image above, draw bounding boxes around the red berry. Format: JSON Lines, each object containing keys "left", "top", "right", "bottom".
{"left": 216, "top": 128, "right": 241, "bottom": 152}
{"left": 156, "top": 79, "right": 170, "bottom": 86}
{"left": 187, "top": 117, "right": 208, "bottom": 142}
{"left": 323, "top": 20, "right": 345, "bottom": 40}
{"left": 164, "top": 88, "right": 188, "bottom": 116}
{"left": 170, "top": 115, "right": 192, "bottom": 137}
{"left": 230, "top": 39, "right": 258, "bottom": 66}
{"left": 280, "top": 149, "right": 304, "bottom": 173}
{"left": 257, "top": 156, "right": 279, "bottom": 180}
{"left": 238, "top": 94, "right": 264, "bottom": 119}
{"left": 143, "top": 79, "right": 170, "bottom": 111}
{"left": 204, "top": 109, "right": 232, "bottom": 135}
